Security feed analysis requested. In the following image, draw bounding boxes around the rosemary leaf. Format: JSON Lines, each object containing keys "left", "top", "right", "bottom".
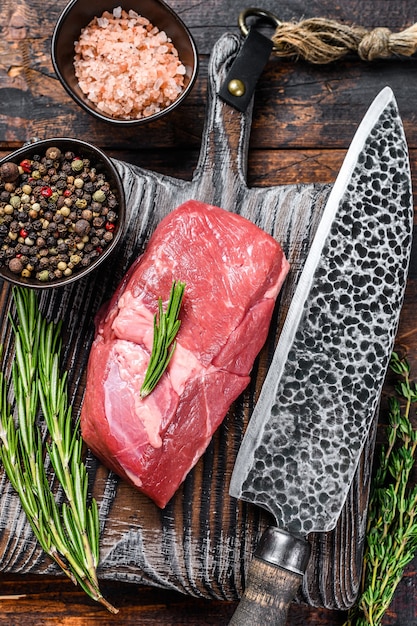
{"left": 87, "top": 499, "right": 100, "bottom": 565}
{"left": 46, "top": 443, "right": 66, "bottom": 487}
{"left": 140, "top": 279, "right": 186, "bottom": 397}
{"left": 62, "top": 503, "right": 83, "bottom": 556}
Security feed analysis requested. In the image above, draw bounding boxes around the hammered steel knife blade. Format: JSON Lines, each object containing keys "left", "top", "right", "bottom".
{"left": 228, "top": 86, "right": 413, "bottom": 625}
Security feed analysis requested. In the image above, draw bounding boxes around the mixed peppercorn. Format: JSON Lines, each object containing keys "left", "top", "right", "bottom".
{"left": 0, "top": 146, "right": 119, "bottom": 282}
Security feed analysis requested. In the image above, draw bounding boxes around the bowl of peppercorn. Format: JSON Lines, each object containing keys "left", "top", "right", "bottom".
{"left": 0, "top": 137, "right": 125, "bottom": 289}
{"left": 51, "top": 0, "right": 198, "bottom": 125}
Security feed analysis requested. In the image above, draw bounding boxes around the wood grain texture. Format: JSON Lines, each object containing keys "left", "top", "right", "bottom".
{"left": 1, "top": 0, "right": 417, "bottom": 624}
{"left": 228, "top": 557, "right": 304, "bottom": 626}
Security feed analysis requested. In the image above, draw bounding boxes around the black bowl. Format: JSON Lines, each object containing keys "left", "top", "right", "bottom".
{"left": 51, "top": 0, "right": 198, "bottom": 125}
{"left": 0, "top": 137, "right": 125, "bottom": 289}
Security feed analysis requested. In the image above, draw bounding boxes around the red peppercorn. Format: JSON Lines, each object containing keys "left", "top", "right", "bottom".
{"left": 96, "top": 246, "right": 103, "bottom": 254}
{"left": 19, "top": 159, "right": 32, "bottom": 173}
{"left": 105, "top": 222, "right": 115, "bottom": 231}
{"left": 63, "top": 189, "right": 72, "bottom": 197}
{"left": 40, "top": 186, "right": 52, "bottom": 198}
{"left": 19, "top": 228, "right": 28, "bottom": 238}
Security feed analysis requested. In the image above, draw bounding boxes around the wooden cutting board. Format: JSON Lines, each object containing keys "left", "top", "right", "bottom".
{"left": 0, "top": 32, "right": 377, "bottom": 610}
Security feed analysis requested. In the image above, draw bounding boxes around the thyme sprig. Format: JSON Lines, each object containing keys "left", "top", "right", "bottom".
{"left": 345, "top": 351, "right": 417, "bottom": 626}
{"left": 140, "top": 280, "right": 186, "bottom": 398}
{"left": 0, "top": 287, "right": 117, "bottom": 613}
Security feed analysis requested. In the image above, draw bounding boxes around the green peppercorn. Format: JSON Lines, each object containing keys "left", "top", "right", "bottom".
{"left": 92, "top": 189, "right": 106, "bottom": 203}
{"left": 10, "top": 196, "right": 21, "bottom": 209}
{"left": 37, "top": 269, "right": 50, "bottom": 281}
{"left": 71, "top": 159, "right": 84, "bottom": 172}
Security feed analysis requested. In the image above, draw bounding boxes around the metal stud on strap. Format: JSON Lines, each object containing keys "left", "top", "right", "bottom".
{"left": 218, "top": 8, "right": 281, "bottom": 112}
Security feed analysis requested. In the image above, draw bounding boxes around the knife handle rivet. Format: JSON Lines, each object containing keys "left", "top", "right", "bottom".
{"left": 227, "top": 78, "right": 246, "bottom": 97}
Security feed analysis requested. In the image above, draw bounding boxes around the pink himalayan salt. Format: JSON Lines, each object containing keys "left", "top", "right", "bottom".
{"left": 74, "top": 7, "right": 187, "bottom": 120}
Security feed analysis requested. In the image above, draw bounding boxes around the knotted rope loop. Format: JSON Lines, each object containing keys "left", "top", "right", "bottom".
{"left": 271, "top": 18, "right": 417, "bottom": 63}
{"left": 238, "top": 10, "right": 417, "bottom": 64}
{"left": 358, "top": 27, "right": 392, "bottom": 61}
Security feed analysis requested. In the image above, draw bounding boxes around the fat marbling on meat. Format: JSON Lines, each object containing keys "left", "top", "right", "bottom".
{"left": 80, "top": 200, "right": 290, "bottom": 507}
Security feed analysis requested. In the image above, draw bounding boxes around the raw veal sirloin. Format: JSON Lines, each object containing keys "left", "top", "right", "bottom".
{"left": 80, "top": 200, "right": 290, "bottom": 507}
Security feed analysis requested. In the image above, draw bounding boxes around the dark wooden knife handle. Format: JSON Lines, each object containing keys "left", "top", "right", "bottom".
{"left": 228, "top": 555, "right": 303, "bottom": 625}
{"left": 229, "top": 527, "right": 310, "bottom": 626}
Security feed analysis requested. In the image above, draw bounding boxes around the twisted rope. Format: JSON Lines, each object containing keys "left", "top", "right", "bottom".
{"left": 271, "top": 17, "right": 417, "bottom": 63}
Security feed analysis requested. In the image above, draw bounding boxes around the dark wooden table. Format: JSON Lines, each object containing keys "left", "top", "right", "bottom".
{"left": 1, "top": 0, "right": 417, "bottom": 624}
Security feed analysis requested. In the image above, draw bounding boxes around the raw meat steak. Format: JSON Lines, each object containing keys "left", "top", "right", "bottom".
{"left": 80, "top": 200, "right": 289, "bottom": 508}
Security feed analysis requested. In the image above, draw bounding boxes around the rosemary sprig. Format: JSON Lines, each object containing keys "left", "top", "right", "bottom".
{"left": 140, "top": 280, "right": 186, "bottom": 398}
{"left": 345, "top": 351, "right": 417, "bottom": 626}
{"left": 0, "top": 371, "right": 75, "bottom": 581}
{"left": 0, "top": 287, "right": 117, "bottom": 613}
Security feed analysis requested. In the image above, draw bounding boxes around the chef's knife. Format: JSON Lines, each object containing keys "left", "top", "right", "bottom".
{"left": 229, "top": 86, "right": 413, "bottom": 625}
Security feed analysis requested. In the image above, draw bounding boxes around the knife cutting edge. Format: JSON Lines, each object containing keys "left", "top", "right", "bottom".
{"left": 228, "top": 86, "right": 413, "bottom": 625}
